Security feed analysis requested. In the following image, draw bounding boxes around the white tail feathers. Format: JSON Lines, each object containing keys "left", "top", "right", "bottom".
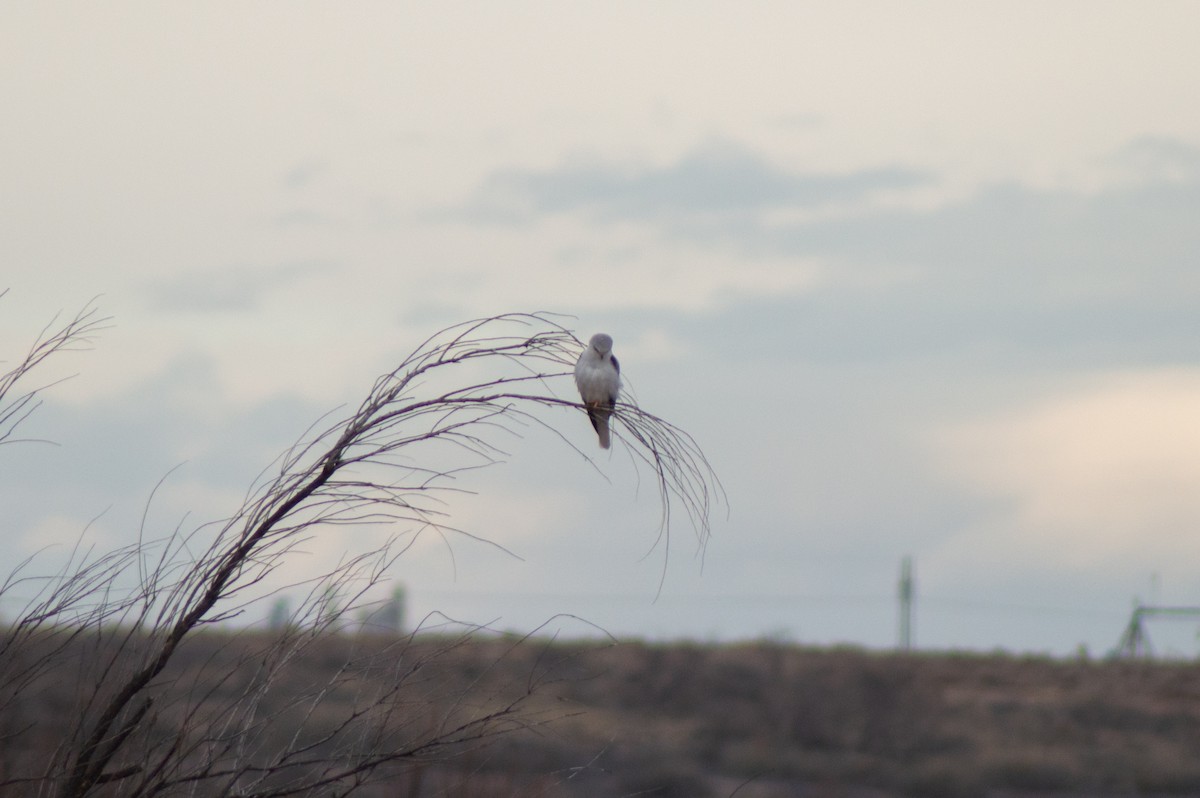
{"left": 588, "top": 405, "right": 612, "bottom": 449}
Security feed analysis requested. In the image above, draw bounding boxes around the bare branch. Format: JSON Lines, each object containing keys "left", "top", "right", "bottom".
{"left": 0, "top": 294, "right": 112, "bottom": 449}
{"left": 1, "top": 310, "right": 721, "bottom": 797}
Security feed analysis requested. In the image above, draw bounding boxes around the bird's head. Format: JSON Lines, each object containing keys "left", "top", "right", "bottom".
{"left": 589, "top": 333, "right": 614, "bottom": 355}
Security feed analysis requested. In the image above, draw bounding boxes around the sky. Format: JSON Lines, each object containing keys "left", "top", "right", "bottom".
{"left": 3, "top": 3, "right": 1200, "bottom": 656}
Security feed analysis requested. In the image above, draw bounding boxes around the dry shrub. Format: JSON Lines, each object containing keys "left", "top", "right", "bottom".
{"left": 978, "top": 748, "right": 1082, "bottom": 792}
{"left": 0, "top": 305, "right": 722, "bottom": 797}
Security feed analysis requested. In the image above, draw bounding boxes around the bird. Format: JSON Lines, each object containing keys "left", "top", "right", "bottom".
{"left": 574, "top": 332, "right": 621, "bottom": 449}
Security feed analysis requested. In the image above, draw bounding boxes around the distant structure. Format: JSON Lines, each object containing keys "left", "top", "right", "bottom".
{"left": 1114, "top": 602, "right": 1200, "bottom": 658}
{"left": 898, "top": 556, "right": 915, "bottom": 651}
{"left": 268, "top": 596, "right": 292, "bottom": 632}
{"left": 358, "top": 585, "right": 408, "bottom": 635}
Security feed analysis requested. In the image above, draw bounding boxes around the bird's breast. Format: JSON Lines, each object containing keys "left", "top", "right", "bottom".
{"left": 575, "top": 360, "right": 619, "bottom": 402}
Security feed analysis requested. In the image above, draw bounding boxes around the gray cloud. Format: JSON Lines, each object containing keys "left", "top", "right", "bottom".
{"left": 1106, "top": 136, "right": 1200, "bottom": 182}
{"left": 450, "top": 134, "right": 1200, "bottom": 373}
{"left": 281, "top": 158, "right": 331, "bottom": 191}
{"left": 458, "top": 141, "right": 928, "bottom": 224}
{"left": 586, "top": 140, "right": 1200, "bottom": 369}
{"left": 455, "top": 136, "right": 1199, "bottom": 367}
{"left": 270, "top": 208, "right": 338, "bottom": 228}
{"left": 769, "top": 180, "right": 1200, "bottom": 288}
{"left": 743, "top": 177, "right": 1200, "bottom": 365}
{"left": 0, "top": 351, "right": 331, "bottom": 575}
{"left": 145, "top": 259, "right": 332, "bottom": 313}
{"left": 446, "top": 135, "right": 1200, "bottom": 374}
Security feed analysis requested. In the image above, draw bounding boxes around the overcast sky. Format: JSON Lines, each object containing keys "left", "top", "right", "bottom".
{"left": 3, "top": 4, "right": 1200, "bottom": 656}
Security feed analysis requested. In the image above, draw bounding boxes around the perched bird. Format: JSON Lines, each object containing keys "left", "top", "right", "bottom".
{"left": 574, "top": 332, "right": 621, "bottom": 449}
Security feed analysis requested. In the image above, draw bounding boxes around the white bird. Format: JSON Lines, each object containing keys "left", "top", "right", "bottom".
{"left": 574, "top": 332, "right": 621, "bottom": 449}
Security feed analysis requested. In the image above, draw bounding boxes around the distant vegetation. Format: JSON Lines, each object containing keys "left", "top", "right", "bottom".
{"left": 7, "top": 630, "right": 1200, "bottom": 797}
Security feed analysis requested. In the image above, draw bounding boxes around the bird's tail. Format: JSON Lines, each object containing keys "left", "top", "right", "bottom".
{"left": 587, "top": 406, "right": 612, "bottom": 449}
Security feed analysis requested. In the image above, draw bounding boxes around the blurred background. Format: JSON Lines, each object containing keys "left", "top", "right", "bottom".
{"left": 3, "top": 3, "right": 1199, "bottom": 656}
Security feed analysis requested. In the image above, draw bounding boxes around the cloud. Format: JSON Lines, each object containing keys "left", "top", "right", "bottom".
{"left": 653, "top": 138, "right": 1200, "bottom": 367}
{"left": 462, "top": 137, "right": 1200, "bottom": 314}
{"left": 18, "top": 513, "right": 114, "bottom": 555}
{"left": 0, "top": 348, "right": 339, "bottom": 593}
{"left": 457, "top": 141, "right": 928, "bottom": 224}
{"left": 822, "top": 180, "right": 1200, "bottom": 297}
{"left": 145, "top": 259, "right": 331, "bottom": 313}
{"left": 270, "top": 208, "right": 338, "bottom": 228}
{"left": 281, "top": 158, "right": 331, "bottom": 190}
{"left": 445, "top": 137, "right": 1200, "bottom": 367}
{"left": 932, "top": 369, "right": 1200, "bottom": 574}
{"left": 1105, "top": 136, "right": 1200, "bottom": 183}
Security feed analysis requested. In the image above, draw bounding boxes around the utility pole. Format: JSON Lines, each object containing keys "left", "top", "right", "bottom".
{"left": 898, "top": 555, "right": 915, "bottom": 651}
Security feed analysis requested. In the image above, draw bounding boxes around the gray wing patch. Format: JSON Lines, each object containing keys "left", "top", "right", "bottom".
{"left": 609, "top": 355, "right": 620, "bottom": 405}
